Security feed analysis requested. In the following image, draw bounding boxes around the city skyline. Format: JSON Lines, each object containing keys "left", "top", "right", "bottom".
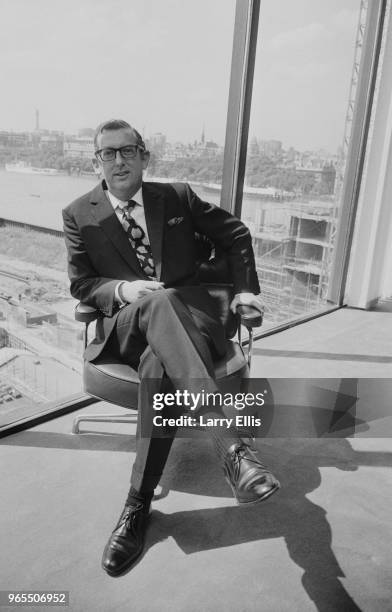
{"left": 0, "top": 117, "right": 341, "bottom": 158}
{"left": 1, "top": 0, "right": 360, "bottom": 151}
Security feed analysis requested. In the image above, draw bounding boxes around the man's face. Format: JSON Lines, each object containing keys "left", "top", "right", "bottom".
{"left": 95, "top": 127, "right": 149, "bottom": 198}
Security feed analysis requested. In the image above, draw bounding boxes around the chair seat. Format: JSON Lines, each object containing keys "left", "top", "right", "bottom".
{"left": 84, "top": 340, "right": 248, "bottom": 409}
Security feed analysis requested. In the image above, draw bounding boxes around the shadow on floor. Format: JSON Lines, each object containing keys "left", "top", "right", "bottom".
{"left": 151, "top": 435, "right": 391, "bottom": 612}
{"left": 2, "top": 381, "right": 391, "bottom": 610}
{"left": 0, "top": 429, "right": 137, "bottom": 452}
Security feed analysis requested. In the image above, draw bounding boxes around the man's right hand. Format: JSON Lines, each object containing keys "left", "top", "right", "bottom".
{"left": 119, "top": 280, "right": 164, "bottom": 304}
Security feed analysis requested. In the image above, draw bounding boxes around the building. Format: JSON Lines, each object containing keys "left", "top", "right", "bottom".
{"left": 294, "top": 162, "right": 337, "bottom": 195}
{"left": 147, "top": 132, "right": 167, "bottom": 153}
{"left": 0, "top": 130, "right": 33, "bottom": 149}
{"left": 63, "top": 136, "right": 95, "bottom": 159}
{"left": 38, "top": 130, "right": 64, "bottom": 152}
{"left": 260, "top": 139, "right": 283, "bottom": 157}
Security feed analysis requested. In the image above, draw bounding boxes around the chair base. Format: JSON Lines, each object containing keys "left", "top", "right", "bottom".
{"left": 74, "top": 341, "right": 249, "bottom": 434}
{"left": 72, "top": 413, "right": 138, "bottom": 434}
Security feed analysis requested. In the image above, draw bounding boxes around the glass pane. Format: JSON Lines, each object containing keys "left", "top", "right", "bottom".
{"left": 0, "top": 0, "right": 235, "bottom": 427}
{"left": 143, "top": 2, "right": 235, "bottom": 206}
{"left": 244, "top": 0, "right": 364, "bottom": 330}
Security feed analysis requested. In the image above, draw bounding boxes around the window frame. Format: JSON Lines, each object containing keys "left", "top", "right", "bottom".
{"left": 221, "top": 0, "right": 388, "bottom": 343}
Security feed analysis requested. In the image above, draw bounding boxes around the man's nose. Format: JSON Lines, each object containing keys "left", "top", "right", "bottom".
{"left": 114, "top": 150, "right": 124, "bottom": 164}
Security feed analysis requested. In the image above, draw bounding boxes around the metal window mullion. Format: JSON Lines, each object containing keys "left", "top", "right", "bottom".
{"left": 220, "top": 0, "right": 260, "bottom": 215}
{"left": 328, "top": 0, "right": 387, "bottom": 305}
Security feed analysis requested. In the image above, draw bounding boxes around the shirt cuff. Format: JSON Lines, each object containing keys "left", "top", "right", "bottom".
{"left": 115, "top": 282, "right": 127, "bottom": 307}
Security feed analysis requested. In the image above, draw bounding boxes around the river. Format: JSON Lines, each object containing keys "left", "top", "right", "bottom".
{"left": 0, "top": 170, "right": 222, "bottom": 232}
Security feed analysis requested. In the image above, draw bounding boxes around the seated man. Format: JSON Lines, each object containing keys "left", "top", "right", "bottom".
{"left": 62, "top": 118, "right": 280, "bottom": 577}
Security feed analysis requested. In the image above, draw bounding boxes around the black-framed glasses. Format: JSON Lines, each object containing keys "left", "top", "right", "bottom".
{"left": 95, "top": 144, "right": 145, "bottom": 162}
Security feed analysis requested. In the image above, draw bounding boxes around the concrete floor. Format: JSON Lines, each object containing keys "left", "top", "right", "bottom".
{"left": 1, "top": 306, "right": 391, "bottom": 612}
{"left": 250, "top": 305, "right": 392, "bottom": 378}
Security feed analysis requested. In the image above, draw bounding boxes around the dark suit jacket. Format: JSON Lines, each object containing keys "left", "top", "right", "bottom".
{"left": 62, "top": 180, "right": 260, "bottom": 360}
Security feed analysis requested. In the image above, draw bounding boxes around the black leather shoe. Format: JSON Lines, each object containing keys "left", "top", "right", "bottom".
{"left": 223, "top": 443, "right": 280, "bottom": 505}
{"left": 101, "top": 502, "right": 151, "bottom": 576}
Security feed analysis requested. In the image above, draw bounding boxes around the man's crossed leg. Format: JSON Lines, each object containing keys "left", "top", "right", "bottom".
{"left": 100, "top": 287, "right": 280, "bottom": 576}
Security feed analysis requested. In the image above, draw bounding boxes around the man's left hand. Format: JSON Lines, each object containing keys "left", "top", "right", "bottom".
{"left": 230, "top": 292, "right": 265, "bottom": 314}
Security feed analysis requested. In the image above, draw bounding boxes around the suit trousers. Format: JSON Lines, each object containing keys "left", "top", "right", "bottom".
{"left": 105, "top": 286, "right": 228, "bottom": 492}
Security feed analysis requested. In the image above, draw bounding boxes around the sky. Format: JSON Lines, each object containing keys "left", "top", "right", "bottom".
{"left": 0, "top": 0, "right": 360, "bottom": 152}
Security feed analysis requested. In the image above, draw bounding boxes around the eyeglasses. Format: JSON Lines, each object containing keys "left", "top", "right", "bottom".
{"left": 95, "top": 145, "right": 145, "bottom": 162}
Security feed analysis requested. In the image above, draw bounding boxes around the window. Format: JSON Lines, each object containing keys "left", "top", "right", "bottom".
{"left": 242, "top": 0, "right": 365, "bottom": 330}
{"left": 0, "top": 0, "right": 235, "bottom": 429}
{"left": 0, "top": 0, "right": 384, "bottom": 431}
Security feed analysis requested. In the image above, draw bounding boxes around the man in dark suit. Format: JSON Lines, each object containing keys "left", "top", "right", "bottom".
{"left": 62, "top": 119, "right": 279, "bottom": 577}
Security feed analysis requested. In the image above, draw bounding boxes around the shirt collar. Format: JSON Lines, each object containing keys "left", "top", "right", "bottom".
{"left": 105, "top": 185, "right": 144, "bottom": 211}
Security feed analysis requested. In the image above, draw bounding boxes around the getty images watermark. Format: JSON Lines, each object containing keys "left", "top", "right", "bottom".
{"left": 142, "top": 377, "right": 381, "bottom": 438}
{"left": 151, "top": 389, "right": 266, "bottom": 430}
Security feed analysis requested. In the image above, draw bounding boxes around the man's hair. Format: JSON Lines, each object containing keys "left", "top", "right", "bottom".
{"left": 93, "top": 119, "right": 146, "bottom": 151}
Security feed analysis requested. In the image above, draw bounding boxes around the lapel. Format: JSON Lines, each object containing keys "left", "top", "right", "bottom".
{"left": 89, "top": 181, "right": 142, "bottom": 274}
{"left": 142, "top": 182, "right": 166, "bottom": 281}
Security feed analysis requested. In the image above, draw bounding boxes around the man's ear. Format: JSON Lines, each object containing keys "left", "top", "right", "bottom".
{"left": 142, "top": 150, "right": 150, "bottom": 170}
{"left": 91, "top": 157, "right": 102, "bottom": 176}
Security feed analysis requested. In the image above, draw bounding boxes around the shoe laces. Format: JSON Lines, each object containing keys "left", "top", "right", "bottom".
{"left": 231, "top": 443, "right": 266, "bottom": 470}
{"left": 121, "top": 503, "right": 144, "bottom": 530}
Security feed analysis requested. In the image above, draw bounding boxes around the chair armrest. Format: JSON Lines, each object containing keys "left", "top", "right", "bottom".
{"left": 236, "top": 304, "right": 263, "bottom": 328}
{"left": 75, "top": 302, "right": 99, "bottom": 323}
{"left": 236, "top": 304, "right": 262, "bottom": 370}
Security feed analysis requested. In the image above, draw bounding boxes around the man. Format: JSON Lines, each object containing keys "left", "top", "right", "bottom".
{"left": 62, "top": 119, "right": 280, "bottom": 577}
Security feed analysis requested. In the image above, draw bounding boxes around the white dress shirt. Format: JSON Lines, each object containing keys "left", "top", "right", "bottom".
{"left": 105, "top": 186, "right": 154, "bottom": 304}
{"left": 105, "top": 186, "right": 150, "bottom": 239}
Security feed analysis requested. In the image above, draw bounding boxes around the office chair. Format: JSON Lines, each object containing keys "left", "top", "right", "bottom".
{"left": 72, "top": 237, "right": 262, "bottom": 434}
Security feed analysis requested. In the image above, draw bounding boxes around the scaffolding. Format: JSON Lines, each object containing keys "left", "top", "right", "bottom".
{"left": 324, "top": 0, "right": 369, "bottom": 289}
{"left": 251, "top": 196, "right": 334, "bottom": 322}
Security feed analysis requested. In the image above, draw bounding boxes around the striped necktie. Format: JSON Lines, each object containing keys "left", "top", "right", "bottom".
{"left": 119, "top": 200, "right": 156, "bottom": 278}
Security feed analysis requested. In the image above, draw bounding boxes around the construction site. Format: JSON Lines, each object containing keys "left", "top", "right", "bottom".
{"left": 243, "top": 195, "right": 337, "bottom": 326}
{"left": 242, "top": 0, "right": 368, "bottom": 328}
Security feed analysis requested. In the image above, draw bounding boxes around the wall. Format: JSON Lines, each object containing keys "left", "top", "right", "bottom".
{"left": 345, "top": 8, "right": 392, "bottom": 307}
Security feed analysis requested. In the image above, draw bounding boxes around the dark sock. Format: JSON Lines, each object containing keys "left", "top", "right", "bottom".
{"left": 126, "top": 486, "right": 154, "bottom": 508}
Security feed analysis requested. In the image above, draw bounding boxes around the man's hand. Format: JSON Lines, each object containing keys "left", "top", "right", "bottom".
{"left": 119, "top": 280, "right": 164, "bottom": 304}
{"left": 230, "top": 292, "right": 265, "bottom": 314}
